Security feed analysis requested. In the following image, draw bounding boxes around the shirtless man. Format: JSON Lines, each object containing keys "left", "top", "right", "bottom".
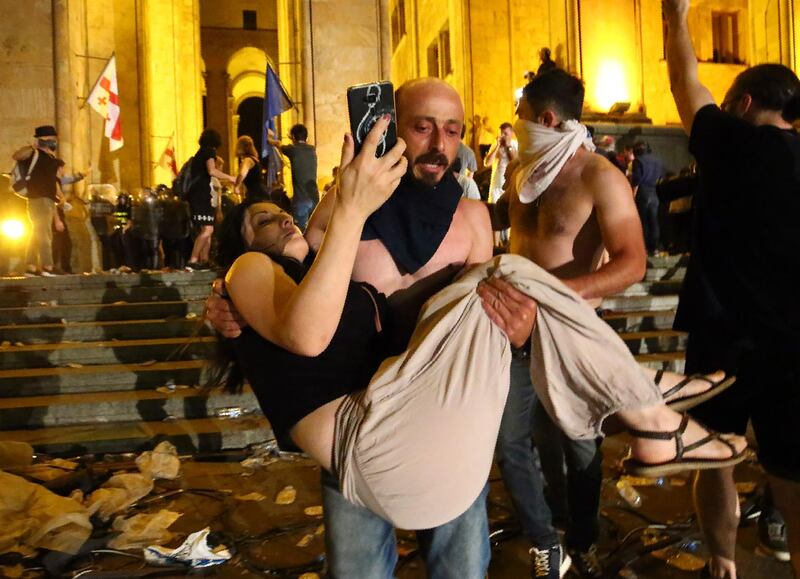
{"left": 208, "top": 77, "right": 535, "bottom": 579}
{"left": 487, "top": 69, "right": 742, "bottom": 579}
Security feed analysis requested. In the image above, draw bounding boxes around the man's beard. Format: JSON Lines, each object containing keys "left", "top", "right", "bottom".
{"left": 409, "top": 150, "right": 453, "bottom": 187}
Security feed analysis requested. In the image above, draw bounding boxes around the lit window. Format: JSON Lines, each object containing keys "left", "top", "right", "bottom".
{"left": 712, "top": 12, "right": 741, "bottom": 64}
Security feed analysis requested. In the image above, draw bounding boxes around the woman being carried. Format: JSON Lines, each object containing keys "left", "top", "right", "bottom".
{"left": 212, "top": 117, "right": 747, "bottom": 530}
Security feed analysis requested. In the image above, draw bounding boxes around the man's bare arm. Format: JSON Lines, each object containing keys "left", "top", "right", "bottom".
{"left": 664, "top": 0, "right": 715, "bottom": 134}
{"left": 562, "top": 162, "right": 647, "bottom": 300}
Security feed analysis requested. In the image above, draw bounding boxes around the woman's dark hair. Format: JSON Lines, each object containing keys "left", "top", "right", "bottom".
{"left": 728, "top": 64, "right": 800, "bottom": 122}
{"left": 199, "top": 128, "right": 223, "bottom": 149}
{"left": 522, "top": 69, "right": 585, "bottom": 121}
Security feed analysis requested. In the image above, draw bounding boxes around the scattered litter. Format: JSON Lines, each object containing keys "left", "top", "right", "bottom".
{"left": 50, "top": 459, "right": 78, "bottom": 471}
{"left": 111, "top": 301, "right": 127, "bottom": 305}
{"left": 314, "top": 524, "right": 324, "bottom": 536}
{"left": 13, "top": 342, "right": 24, "bottom": 347}
{"left": 0, "top": 441, "right": 34, "bottom": 468}
{"left": 156, "top": 383, "right": 191, "bottom": 394}
{"left": 296, "top": 533, "right": 315, "bottom": 548}
{"left": 65, "top": 363, "right": 83, "bottom": 369}
{"left": 0, "top": 471, "right": 91, "bottom": 555}
{"left": 139, "top": 359, "right": 157, "bottom": 366}
{"left": 108, "top": 510, "right": 182, "bottom": 550}
{"left": 304, "top": 506, "right": 323, "bottom": 517}
{"left": 144, "top": 528, "right": 231, "bottom": 568}
{"left": 275, "top": 485, "right": 296, "bottom": 505}
{"left": 86, "top": 473, "right": 154, "bottom": 520}
{"left": 136, "top": 441, "right": 181, "bottom": 480}
{"left": 185, "top": 312, "right": 198, "bottom": 320}
{"left": 0, "top": 341, "right": 10, "bottom": 348}
{"left": 60, "top": 318, "right": 68, "bottom": 325}
{"left": 216, "top": 407, "right": 244, "bottom": 419}
{"left": 615, "top": 478, "right": 642, "bottom": 508}
{"left": 619, "top": 476, "right": 662, "bottom": 487}
{"left": 234, "top": 492, "right": 266, "bottom": 502}
{"left": 651, "top": 543, "right": 705, "bottom": 571}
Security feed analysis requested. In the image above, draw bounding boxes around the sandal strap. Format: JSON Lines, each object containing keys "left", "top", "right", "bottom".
{"left": 682, "top": 429, "right": 737, "bottom": 458}
{"left": 654, "top": 369, "right": 665, "bottom": 386}
{"left": 661, "top": 373, "right": 714, "bottom": 400}
{"left": 627, "top": 413, "right": 690, "bottom": 441}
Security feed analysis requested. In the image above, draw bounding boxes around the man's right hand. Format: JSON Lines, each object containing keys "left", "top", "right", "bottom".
{"left": 206, "top": 279, "right": 247, "bottom": 338}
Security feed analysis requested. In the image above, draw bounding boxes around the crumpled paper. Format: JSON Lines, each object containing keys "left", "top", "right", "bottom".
{"left": 0, "top": 471, "right": 91, "bottom": 555}
{"left": 136, "top": 441, "right": 181, "bottom": 480}
{"left": 86, "top": 473, "right": 154, "bottom": 520}
{"left": 144, "top": 528, "right": 231, "bottom": 568}
{"left": 0, "top": 441, "right": 34, "bottom": 469}
{"left": 108, "top": 510, "right": 182, "bottom": 550}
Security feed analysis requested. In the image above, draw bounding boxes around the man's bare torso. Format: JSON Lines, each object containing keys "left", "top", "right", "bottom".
{"left": 509, "top": 148, "right": 606, "bottom": 280}
{"left": 350, "top": 199, "right": 486, "bottom": 296}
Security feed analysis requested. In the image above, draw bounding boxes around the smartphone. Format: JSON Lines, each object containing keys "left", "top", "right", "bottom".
{"left": 347, "top": 81, "right": 397, "bottom": 157}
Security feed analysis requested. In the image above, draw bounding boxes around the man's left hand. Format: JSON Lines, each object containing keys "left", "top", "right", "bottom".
{"left": 477, "top": 277, "right": 537, "bottom": 348}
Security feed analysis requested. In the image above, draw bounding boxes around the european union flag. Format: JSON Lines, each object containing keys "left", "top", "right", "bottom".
{"left": 262, "top": 65, "right": 294, "bottom": 159}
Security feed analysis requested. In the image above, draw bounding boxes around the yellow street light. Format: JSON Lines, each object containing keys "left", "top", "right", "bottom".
{"left": 1, "top": 219, "right": 27, "bottom": 241}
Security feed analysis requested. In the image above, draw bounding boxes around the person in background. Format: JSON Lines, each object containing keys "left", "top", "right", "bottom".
{"left": 452, "top": 158, "right": 481, "bottom": 200}
{"left": 269, "top": 124, "right": 319, "bottom": 231}
{"left": 186, "top": 129, "right": 236, "bottom": 270}
{"left": 630, "top": 140, "right": 665, "bottom": 255}
{"left": 537, "top": 47, "right": 558, "bottom": 76}
{"left": 457, "top": 141, "right": 478, "bottom": 178}
{"left": 235, "top": 135, "right": 269, "bottom": 202}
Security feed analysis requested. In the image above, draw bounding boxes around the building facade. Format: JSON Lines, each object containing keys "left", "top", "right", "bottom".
{"left": 2, "top": 0, "right": 799, "bottom": 194}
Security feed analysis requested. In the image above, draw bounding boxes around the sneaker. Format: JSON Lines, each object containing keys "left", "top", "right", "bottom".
{"left": 757, "top": 507, "right": 790, "bottom": 562}
{"left": 568, "top": 545, "right": 603, "bottom": 578}
{"left": 530, "top": 544, "right": 571, "bottom": 579}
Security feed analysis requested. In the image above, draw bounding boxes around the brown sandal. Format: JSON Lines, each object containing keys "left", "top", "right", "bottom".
{"left": 623, "top": 414, "right": 748, "bottom": 477}
{"left": 659, "top": 370, "right": 736, "bottom": 412}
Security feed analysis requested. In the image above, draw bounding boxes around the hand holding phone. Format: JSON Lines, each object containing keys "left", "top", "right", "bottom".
{"left": 347, "top": 81, "right": 398, "bottom": 157}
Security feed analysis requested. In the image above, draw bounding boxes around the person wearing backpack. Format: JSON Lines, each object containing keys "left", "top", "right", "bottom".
{"left": 185, "top": 129, "right": 236, "bottom": 270}
{"left": 11, "top": 126, "right": 67, "bottom": 276}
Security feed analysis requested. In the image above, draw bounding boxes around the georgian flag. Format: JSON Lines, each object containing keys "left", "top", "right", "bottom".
{"left": 158, "top": 134, "right": 178, "bottom": 178}
{"left": 87, "top": 54, "right": 124, "bottom": 152}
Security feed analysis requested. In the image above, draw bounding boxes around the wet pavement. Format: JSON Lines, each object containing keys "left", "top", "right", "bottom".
{"left": 13, "top": 436, "right": 789, "bottom": 579}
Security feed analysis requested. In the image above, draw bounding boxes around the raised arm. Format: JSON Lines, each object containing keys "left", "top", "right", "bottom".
{"left": 304, "top": 184, "right": 337, "bottom": 252}
{"left": 226, "top": 117, "right": 407, "bottom": 357}
{"left": 562, "top": 161, "right": 647, "bottom": 300}
{"left": 664, "top": 0, "right": 715, "bottom": 134}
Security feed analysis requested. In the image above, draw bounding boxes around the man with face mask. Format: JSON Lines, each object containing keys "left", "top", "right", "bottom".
{"left": 493, "top": 68, "right": 648, "bottom": 578}
{"left": 12, "top": 125, "right": 67, "bottom": 276}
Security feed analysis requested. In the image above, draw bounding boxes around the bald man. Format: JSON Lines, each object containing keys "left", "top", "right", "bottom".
{"left": 207, "top": 78, "right": 537, "bottom": 578}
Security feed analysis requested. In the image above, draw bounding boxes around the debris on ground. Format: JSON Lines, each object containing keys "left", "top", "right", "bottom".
{"left": 0, "top": 441, "right": 34, "bottom": 469}
{"left": 86, "top": 472, "right": 154, "bottom": 520}
{"left": 135, "top": 441, "right": 181, "bottom": 480}
{"left": 275, "top": 485, "right": 297, "bottom": 505}
{"left": 143, "top": 528, "right": 231, "bottom": 568}
{"left": 108, "top": 510, "right": 182, "bottom": 549}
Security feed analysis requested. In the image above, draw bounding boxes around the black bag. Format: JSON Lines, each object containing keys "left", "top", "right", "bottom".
{"left": 10, "top": 149, "right": 39, "bottom": 197}
{"left": 172, "top": 157, "right": 199, "bottom": 200}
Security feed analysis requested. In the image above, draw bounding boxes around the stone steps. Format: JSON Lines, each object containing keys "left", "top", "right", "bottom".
{"left": 0, "top": 336, "right": 215, "bottom": 370}
{"left": 0, "top": 415, "right": 270, "bottom": 456}
{"left": 0, "top": 270, "right": 217, "bottom": 289}
{"left": 0, "top": 318, "right": 210, "bottom": 344}
{"left": 0, "top": 284, "right": 215, "bottom": 307}
{"left": 0, "top": 300, "right": 205, "bottom": 323}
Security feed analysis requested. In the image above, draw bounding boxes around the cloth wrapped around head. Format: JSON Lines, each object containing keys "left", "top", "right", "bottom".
{"left": 513, "top": 118, "right": 595, "bottom": 204}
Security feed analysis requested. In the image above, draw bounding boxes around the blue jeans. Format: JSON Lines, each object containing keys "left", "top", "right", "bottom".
{"left": 496, "top": 356, "right": 602, "bottom": 551}
{"left": 321, "top": 470, "right": 490, "bottom": 579}
{"left": 293, "top": 199, "right": 316, "bottom": 232}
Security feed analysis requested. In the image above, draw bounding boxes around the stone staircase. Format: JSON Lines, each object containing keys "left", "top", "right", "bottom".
{"left": 0, "top": 256, "right": 689, "bottom": 457}
{"left": 0, "top": 271, "right": 268, "bottom": 456}
{"left": 602, "top": 254, "right": 689, "bottom": 373}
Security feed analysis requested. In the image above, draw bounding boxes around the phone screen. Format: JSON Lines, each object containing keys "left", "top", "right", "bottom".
{"left": 347, "top": 81, "right": 398, "bottom": 157}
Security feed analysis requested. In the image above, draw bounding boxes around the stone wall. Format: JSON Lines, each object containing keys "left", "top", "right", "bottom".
{"left": 0, "top": 0, "right": 55, "bottom": 168}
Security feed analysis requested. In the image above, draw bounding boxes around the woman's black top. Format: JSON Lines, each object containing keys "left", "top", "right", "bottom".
{"left": 241, "top": 156, "right": 268, "bottom": 200}
{"left": 234, "top": 255, "right": 387, "bottom": 450}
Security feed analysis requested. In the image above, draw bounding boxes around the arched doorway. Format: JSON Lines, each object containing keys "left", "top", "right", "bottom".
{"left": 236, "top": 96, "right": 265, "bottom": 155}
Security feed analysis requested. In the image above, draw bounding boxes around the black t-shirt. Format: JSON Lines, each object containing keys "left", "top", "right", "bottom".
{"left": 188, "top": 146, "right": 216, "bottom": 199}
{"left": 674, "top": 104, "right": 800, "bottom": 350}
{"left": 281, "top": 143, "right": 318, "bottom": 205}
{"left": 26, "top": 150, "right": 64, "bottom": 200}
